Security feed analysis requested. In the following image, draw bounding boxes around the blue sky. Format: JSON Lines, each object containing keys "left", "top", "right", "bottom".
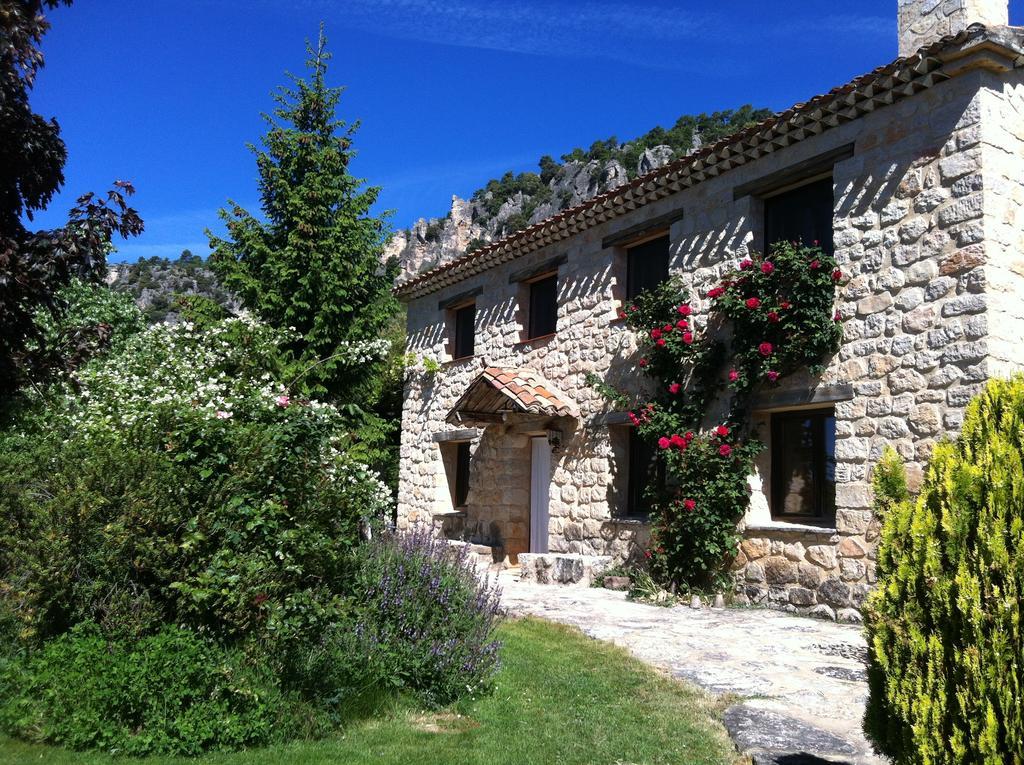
{"left": 25, "top": 1, "right": 1021, "bottom": 262}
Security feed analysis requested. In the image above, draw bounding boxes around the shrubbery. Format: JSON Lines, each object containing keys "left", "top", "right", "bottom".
{"left": 864, "top": 377, "right": 1024, "bottom": 764}
{"left": 0, "top": 300, "right": 502, "bottom": 755}
{"left": 351, "top": 531, "right": 502, "bottom": 706}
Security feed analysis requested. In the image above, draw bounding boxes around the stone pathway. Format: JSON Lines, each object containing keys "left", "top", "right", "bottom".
{"left": 498, "top": 574, "right": 886, "bottom": 765}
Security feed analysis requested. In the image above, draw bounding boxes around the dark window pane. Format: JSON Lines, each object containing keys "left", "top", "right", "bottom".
{"left": 770, "top": 409, "right": 836, "bottom": 521}
{"left": 455, "top": 442, "right": 471, "bottom": 507}
{"left": 764, "top": 176, "right": 834, "bottom": 255}
{"left": 626, "top": 236, "right": 670, "bottom": 300}
{"left": 528, "top": 274, "right": 558, "bottom": 338}
{"left": 453, "top": 304, "right": 475, "bottom": 359}
{"left": 625, "top": 429, "right": 663, "bottom": 518}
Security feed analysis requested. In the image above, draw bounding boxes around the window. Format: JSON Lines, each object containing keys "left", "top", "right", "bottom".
{"left": 625, "top": 235, "right": 670, "bottom": 300}
{"left": 770, "top": 409, "right": 836, "bottom": 522}
{"left": 623, "top": 429, "right": 663, "bottom": 519}
{"left": 764, "top": 176, "right": 834, "bottom": 255}
{"left": 527, "top": 274, "right": 558, "bottom": 339}
{"left": 452, "top": 303, "right": 476, "bottom": 359}
{"left": 454, "top": 441, "right": 471, "bottom": 507}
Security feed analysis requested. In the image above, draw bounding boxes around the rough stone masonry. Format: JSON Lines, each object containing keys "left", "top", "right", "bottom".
{"left": 395, "top": 6, "right": 1024, "bottom": 619}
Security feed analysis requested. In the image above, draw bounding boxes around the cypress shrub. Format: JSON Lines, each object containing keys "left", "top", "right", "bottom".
{"left": 864, "top": 377, "right": 1024, "bottom": 764}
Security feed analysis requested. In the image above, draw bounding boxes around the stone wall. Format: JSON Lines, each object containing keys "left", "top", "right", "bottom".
{"left": 898, "top": 0, "right": 1008, "bottom": 58}
{"left": 398, "top": 68, "right": 1023, "bottom": 618}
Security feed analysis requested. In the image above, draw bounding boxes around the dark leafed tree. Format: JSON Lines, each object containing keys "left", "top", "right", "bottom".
{"left": 208, "top": 25, "right": 399, "bottom": 398}
{"left": 0, "top": 0, "right": 143, "bottom": 394}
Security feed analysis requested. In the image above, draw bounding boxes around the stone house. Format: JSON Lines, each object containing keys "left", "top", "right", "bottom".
{"left": 395, "top": 0, "right": 1024, "bottom": 619}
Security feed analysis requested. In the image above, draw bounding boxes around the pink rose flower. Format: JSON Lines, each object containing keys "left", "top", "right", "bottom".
{"left": 716, "top": 425, "right": 730, "bottom": 437}
{"left": 739, "top": 258, "right": 753, "bottom": 270}
{"left": 745, "top": 297, "right": 761, "bottom": 309}
{"left": 683, "top": 498, "right": 697, "bottom": 511}
{"left": 758, "top": 342, "right": 773, "bottom": 357}
{"left": 275, "top": 394, "right": 290, "bottom": 407}
{"left": 658, "top": 437, "right": 671, "bottom": 450}
{"left": 767, "top": 370, "right": 780, "bottom": 382}
{"left": 810, "top": 259, "right": 820, "bottom": 270}
{"left": 761, "top": 261, "right": 775, "bottom": 274}
{"left": 768, "top": 311, "right": 780, "bottom": 323}
{"left": 682, "top": 332, "right": 694, "bottom": 344}
{"left": 215, "top": 410, "right": 232, "bottom": 419}
{"left": 834, "top": 310, "right": 842, "bottom": 321}
{"left": 719, "top": 444, "right": 733, "bottom": 457}
{"left": 728, "top": 369, "right": 739, "bottom": 382}
{"left": 677, "top": 304, "right": 692, "bottom": 316}
{"left": 639, "top": 358, "right": 648, "bottom": 367}
{"left": 668, "top": 382, "right": 681, "bottom": 394}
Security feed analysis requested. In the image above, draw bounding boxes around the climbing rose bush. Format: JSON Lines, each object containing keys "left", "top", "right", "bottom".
{"left": 600, "top": 241, "right": 842, "bottom": 588}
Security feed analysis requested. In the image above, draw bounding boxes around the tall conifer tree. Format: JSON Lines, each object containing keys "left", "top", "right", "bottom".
{"left": 209, "top": 27, "right": 399, "bottom": 399}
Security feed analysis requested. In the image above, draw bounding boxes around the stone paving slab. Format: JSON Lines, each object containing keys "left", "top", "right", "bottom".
{"left": 498, "top": 575, "right": 887, "bottom": 765}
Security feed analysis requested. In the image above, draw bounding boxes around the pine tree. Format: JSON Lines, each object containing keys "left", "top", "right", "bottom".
{"left": 208, "top": 26, "right": 399, "bottom": 398}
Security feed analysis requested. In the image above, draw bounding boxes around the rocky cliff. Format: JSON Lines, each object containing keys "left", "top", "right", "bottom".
{"left": 106, "top": 253, "right": 239, "bottom": 324}
{"left": 385, "top": 106, "right": 773, "bottom": 277}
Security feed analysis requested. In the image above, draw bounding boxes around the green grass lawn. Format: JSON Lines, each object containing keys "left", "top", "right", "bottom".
{"left": 0, "top": 617, "right": 739, "bottom": 765}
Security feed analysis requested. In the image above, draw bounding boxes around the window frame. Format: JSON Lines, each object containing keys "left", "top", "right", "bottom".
{"left": 526, "top": 272, "right": 558, "bottom": 340}
{"left": 454, "top": 441, "right": 471, "bottom": 508}
{"left": 762, "top": 175, "right": 835, "bottom": 256}
{"left": 769, "top": 407, "right": 836, "bottom": 524}
{"left": 624, "top": 234, "right": 671, "bottom": 302}
{"left": 618, "top": 427, "right": 664, "bottom": 520}
{"left": 450, "top": 302, "right": 476, "bottom": 360}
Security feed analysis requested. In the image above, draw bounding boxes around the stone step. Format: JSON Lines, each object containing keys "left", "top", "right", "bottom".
{"left": 517, "top": 553, "right": 612, "bottom": 586}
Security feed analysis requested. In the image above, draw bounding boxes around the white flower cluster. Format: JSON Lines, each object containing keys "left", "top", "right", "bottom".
{"left": 331, "top": 338, "right": 391, "bottom": 366}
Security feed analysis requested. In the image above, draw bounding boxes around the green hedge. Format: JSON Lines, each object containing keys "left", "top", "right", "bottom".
{"left": 864, "top": 377, "right": 1024, "bottom": 764}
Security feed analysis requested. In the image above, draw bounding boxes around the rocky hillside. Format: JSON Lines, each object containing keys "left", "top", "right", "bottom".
{"left": 386, "top": 106, "right": 773, "bottom": 276}
{"left": 106, "top": 251, "right": 239, "bottom": 324}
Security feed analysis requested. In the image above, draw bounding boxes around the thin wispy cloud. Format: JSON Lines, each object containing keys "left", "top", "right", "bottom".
{"left": 278, "top": 0, "right": 889, "bottom": 72}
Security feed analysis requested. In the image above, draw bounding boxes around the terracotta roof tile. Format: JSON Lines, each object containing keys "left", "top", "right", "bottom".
{"left": 446, "top": 367, "right": 581, "bottom": 423}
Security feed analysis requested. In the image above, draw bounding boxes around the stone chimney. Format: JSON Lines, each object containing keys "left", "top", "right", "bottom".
{"left": 898, "top": 0, "right": 1008, "bottom": 57}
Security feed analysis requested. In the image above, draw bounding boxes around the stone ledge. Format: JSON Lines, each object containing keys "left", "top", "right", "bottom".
{"left": 518, "top": 553, "right": 612, "bottom": 586}
{"left": 743, "top": 522, "right": 838, "bottom": 535}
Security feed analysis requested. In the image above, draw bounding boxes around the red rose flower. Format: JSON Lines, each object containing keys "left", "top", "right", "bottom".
{"left": 656, "top": 338, "right": 666, "bottom": 347}
{"left": 678, "top": 304, "right": 692, "bottom": 316}
{"left": 728, "top": 369, "right": 739, "bottom": 382}
{"left": 780, "top": 300, "right": 791, "bottom": 310}
{"left": 676, "top": 319, "right": 688, "bottom": 330}
{"left": 683, "top": 498, "right": 697, "bottom": 511}
{"left": 662, "top": 323, "right": 673, "bottom": 332}
{"left": 745, "top": 297, "right": 761, "bottom": 309}
{"left": 670, "top": 434, "right": 686, "bottom": 448}
{"left": 739, "top": 258, "right": 753, "bottom": 270}
{"left": 685, "top": 431, "right": 695, "bottom": 441}
{"left": 761, "top": 261, "right": 775, "bottom": 274}
{"left": 832, "top": 268, "right": 843, "bottom": 281}
{"left": 650, "top": 328, "right": 662, "bottom": 340}
{"left": 683, "top": 331, "right": 694, "bottom": 344}
{"left": 716, "top": 425, "right": 730, "bottom": 437}
{"left": 719, "top": 444, "right": 733, "bottom": 457}
{"left": 707, "top": 287, "right": 725, "bottom": 299}
{"left": 767, "top": 311, "right": 780, "bottom": 322}
{"left": 767, "top": 370, "right": 780, "bottom": 382}
{"left": 834, "top": 310, "right": 842, "bottom": 321}
{"left": 630, "top": 305, "right": 639, "bottom": 311}
{"left": 628, "top": 411, "right": 639, "bottom": 425}
{"left": 644, "top": 549, "right": 652, "bottom": 559}
{"left": 658, "top": 437, "right": 671, "bottom": 450}
{"left": 668, "top": 382, "right": 681, "bottom": 394}
{"left": 758, "top": 342, "right": 773, "bottom": 357}
{"left": 810, "top": 259, "right": 820, "bottom": 270}
{"left": 618, "top": 310, "right": 627, "bottom": 319}
{"left": 639, "top": 358, "right": 648, "bottom": 367}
